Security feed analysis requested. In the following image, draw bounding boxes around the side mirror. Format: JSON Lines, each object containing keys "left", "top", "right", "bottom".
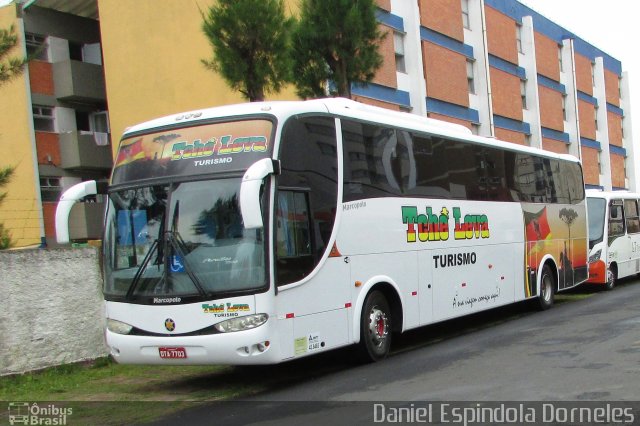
{"left": 55, "top": 180, "right": 97, "bottom": 243}
{"left": 240, "top": 159, "right": 279, "bottom": 229}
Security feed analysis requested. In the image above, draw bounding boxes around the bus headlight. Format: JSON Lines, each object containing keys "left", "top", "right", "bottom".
{"left": 107, "top": 319, "right": 133, "bottom": 335}
{"left": 214, "top": 314, "right": 268, "bottom": 333}
{"left": 589, "top": 250, "right": 602, "bottom": 264}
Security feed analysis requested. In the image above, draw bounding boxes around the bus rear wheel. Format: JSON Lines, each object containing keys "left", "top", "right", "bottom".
{"left": 358, "top": 290, "right": 392, "bottom": 362}
{"left": 537, "top": 264, "right": 555, "bottom": 311}
{"left": 605, "top": 265, "right": 617, "bottom": 291}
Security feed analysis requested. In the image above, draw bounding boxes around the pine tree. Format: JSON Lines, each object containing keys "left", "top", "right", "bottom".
{"left": 0, "top": 24, "right": 27, "bottom": 84}
{"left": 292, "top": 0, "right": 386, "bottom": 99}
{"left": 201, "top": 0, "right": 294, "bottom": 102}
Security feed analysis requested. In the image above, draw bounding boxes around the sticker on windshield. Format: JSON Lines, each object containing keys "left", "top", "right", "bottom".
{"left": 170, "top": 255, "right": 185, "bottom": 273}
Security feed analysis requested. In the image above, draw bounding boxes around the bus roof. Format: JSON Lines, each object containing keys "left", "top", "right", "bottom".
{"left": 121, "top": 98, "right": 581, "bottom": 164}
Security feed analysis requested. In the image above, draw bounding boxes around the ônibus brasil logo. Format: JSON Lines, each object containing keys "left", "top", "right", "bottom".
{"left": 8, "top": 402, "right": 73, "bottom": 425}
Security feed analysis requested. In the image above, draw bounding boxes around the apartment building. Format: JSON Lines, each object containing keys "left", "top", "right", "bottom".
{"left": 0, "top": 0, "right": 110, "bottom": 247}
{"left": 0, "top": 0, "right": 633, "bottom": 247}
{"left": 354, "top": 0, "right": 633, "bottom": 192}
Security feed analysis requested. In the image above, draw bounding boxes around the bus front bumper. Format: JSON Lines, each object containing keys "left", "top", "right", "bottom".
{"left": 106, "top": 324, "right": 280, "bottom": 365}
{"left": 586, "top": 260, "right": 606, "bottom": 284}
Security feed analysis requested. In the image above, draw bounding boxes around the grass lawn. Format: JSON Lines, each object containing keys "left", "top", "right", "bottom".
{"left": 0, "top": 358, "right": 262, "bottom": 425}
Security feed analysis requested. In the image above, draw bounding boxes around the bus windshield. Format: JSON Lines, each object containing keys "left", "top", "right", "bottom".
{"left": 587, "top": 197, "right": 606, "bottom": 248}
{"left": 103, "top": 178, "right": 266, "bottom": 302}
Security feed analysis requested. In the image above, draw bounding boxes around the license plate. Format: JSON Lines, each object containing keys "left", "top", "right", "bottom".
{"left": 159, "top": 347, "right": 187, "bottom": 359}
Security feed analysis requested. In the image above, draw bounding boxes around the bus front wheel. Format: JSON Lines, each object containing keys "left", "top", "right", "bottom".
{"left": 537, "top": 264, "right": 555, "bottom": 311}
{"left": 358, "top": 290, "right": 392, "bottom": 362}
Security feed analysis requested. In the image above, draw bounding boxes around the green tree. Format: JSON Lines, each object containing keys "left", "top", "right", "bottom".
{"left": 292, "top": 0, "right": 386, "bottom": 99}
{"left": 0, "top": 24, "right": 27, "bottom": 84}
{"left": 0, "top": 166, "right": 15, "bottom": 249}
{"left": 201, "top": 0, "right": 294, "bottom": 102}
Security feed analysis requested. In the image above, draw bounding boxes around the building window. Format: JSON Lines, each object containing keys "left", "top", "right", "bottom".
{"left": 25, "top": 33, "right": 48, "bottom": 61}
{"left": 591, "top": 62, "right": 596, "bottom": 87}
{"left": 394, "top": 32, "right": 406, "bottom": 73}
{"left": 619, "top": 77, "right": 622, "bottom": 99}
{"left": 562, "top": 95, "right": 567, "bottom": 121}
{"left": 40, "top": 177, "right": 62, "bottom": 202}
{"left": 69, "top": 41, "right": 83, "bottom": 61}
{"left": 467, "top": 60, "right": 475, "bottom": 94}
{"left": 32, "top": 105, "right": 55, "bottom": 132}
{"left": 516, "top": 25, "right": 523, "bottom": 54}
{"left": 461, "top": 0, "right": 470, "bottom": 29}
{"left": 91, "top": 111, "right": 110, "bottom": 133}
{"left": 558, "top": 45, "right": 563, "bottom": 72}
{"left": 594, "top": 107, "right": 599, "bottom": 130}
{"left": 520, "top": 80, "right": 527, "bottom": 109}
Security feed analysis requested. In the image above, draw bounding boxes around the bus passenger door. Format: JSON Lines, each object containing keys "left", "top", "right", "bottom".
{"left": 608, "top": 200, "right": 628, "bottom": 277}
{"left": 273, "top": 114, "right": 345, "bottom": 358}
{"left": 274, "top": 190, "right": 350, "bottom": 358}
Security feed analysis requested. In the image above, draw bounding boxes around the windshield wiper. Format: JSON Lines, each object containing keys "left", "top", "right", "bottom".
{"left": 125, "top": 238, "right": 160, "bottom": 300}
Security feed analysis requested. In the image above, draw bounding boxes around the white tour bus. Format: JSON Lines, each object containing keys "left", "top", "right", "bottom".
{"left": 56, "top": 98, "right": 588, "bottom": 364}
{"left": 586, "top": 189, "right": 640, "bottom": 289}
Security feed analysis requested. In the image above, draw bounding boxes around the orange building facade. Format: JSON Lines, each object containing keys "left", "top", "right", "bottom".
{"left": 354, "top": 0, "right": 633, "bottom": 191}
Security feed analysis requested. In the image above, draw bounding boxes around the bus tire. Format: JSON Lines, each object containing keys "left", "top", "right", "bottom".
{"left": 357, "top": 290, "right": 392, "bottom": 362}
{"left": 537, "top": 264, "right": 555, "bottom": 311}
{"left": 605, "top": 265, "right": 617, "bottom": 291}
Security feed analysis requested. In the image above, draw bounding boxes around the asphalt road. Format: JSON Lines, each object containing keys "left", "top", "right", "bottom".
{"left": 151, "top": 279, "right": 640, "bottom": 425}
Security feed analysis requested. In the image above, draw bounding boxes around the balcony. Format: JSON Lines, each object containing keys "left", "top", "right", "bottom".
{"left": 59, "top": 131, "right": 113, "bottom": 171}
{"left": 69, "top": 202, "right": 105, "bottom": 241}
{"left": 52, "top": 59, "right": 106, "bottom": 104}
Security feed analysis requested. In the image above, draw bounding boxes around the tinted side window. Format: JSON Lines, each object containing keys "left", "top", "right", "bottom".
{"left": 276, "top": 116, "right": 338, "bottom": 285}
{"left": 510, "top": 154, "right": 581, "bottom": 204}
{"left": 342, "top": 120, "right": 403, "bottom": 201}
{"left": 477, "top": 146, "right": 510, "bottom": 201}
{"left": 409, "top": 134, "right": 449, "bottom": 198}
{"left": 344, "top": 125, "right": 512, "bottom": 202}
{"left": 624, "top": 199, "right": 640, "bottom": 234}
{"left": 562, "top": 161, "right": 585, "bottom": 203}
{"left": 609, "top": 201, "right": 625, "bottom": 237}
{"left": 342, "top": 119, "right": 579, "bottom": 205}
{"left": 511, "top": 154, "right": 537, "bottom": 202}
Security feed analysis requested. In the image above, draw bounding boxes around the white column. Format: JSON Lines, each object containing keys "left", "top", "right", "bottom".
{"left": 594, "top": 57, "right": 612, "bottom": 190}
{"left": 621, "top": 71, "right": 636, "bottom": 191}
{"left": 392, "top": 0, "right": 428, "bottom": 116}
{"left": 519, "top": 16, "right": 541, "bottom": 149}
{"left": 472, "top": 0, "right": 494, "bottom": 136}
{"left": 562, "top": 39, "right": 581, "bottom": 160}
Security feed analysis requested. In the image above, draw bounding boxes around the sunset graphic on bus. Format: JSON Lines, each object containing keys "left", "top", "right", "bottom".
{"left": 523, "top": 204, "right": 588, "bottom": 297}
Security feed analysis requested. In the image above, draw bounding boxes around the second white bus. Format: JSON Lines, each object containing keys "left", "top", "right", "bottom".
{"left": 586, "top": 190, "right": 640, "bottom": 289}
